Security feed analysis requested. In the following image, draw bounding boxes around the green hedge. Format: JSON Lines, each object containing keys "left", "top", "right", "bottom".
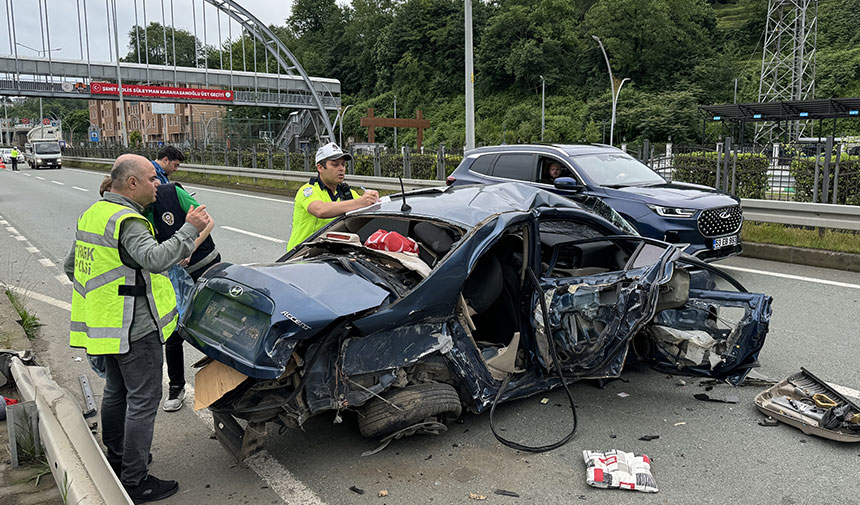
{"left": 673, "top": 152, "right": 769, "bottom": 199}
{"left": 790, "top": 156, "right": 860, "bottom": 204}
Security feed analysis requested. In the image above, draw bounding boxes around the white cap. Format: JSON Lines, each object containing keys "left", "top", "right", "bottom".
{"left": 315, "top": 142, "right": 353, "bottom": 165}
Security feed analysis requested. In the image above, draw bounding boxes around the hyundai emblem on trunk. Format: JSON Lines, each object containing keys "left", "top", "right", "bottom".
{"left": 229, "top": 285, "right": 244, "bottom": 297}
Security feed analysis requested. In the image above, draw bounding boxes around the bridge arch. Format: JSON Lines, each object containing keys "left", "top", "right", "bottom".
{"left": 204, "top": 0, "right": 335, "bottom": 142}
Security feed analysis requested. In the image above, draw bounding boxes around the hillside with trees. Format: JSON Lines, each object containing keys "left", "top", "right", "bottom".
{"left": 278, "top": 0, "right": 860, "bottom": 148}
{"left": 20, "top": 0, "right": 860, "bottom": 150}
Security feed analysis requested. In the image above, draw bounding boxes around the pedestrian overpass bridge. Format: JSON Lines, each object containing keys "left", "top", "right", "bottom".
{"left": 0, "top": 0, "right": 340, "bottom": 143}
{"left": 0, "top": 55, "right": 340, "bottom": 110}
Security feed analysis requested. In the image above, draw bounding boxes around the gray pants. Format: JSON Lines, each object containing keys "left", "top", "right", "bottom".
{"left": 102, "top": 331, "right": 163, "bottom": 487}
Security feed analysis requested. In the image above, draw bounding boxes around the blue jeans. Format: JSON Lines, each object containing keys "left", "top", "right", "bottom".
{"left": 102, "top": 331, "right": 163, "bottom": 487}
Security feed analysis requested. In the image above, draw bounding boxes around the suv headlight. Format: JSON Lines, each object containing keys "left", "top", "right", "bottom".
{"left": 36, "top": 158, "right": 43, "bottom": 163}
{"left": 57, "top": 158, "right": 62, "bottom": 163}
{"left": 648, "top": 205, "right": 697, "bottom": 218}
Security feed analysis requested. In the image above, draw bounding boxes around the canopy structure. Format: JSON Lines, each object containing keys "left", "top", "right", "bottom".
{"left": 701, "top": 98, "right": 860, "bottom": 122}
{"left": 699, "top": 98, "right": 860, "bottom": 145}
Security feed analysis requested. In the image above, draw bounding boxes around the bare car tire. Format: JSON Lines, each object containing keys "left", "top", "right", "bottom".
{"left": 358, "top": 383, "right": 462, "bottom": 438}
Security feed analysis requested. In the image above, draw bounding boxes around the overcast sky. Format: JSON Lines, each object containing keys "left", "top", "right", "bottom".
{"left": 0, "top": 0, "right": 294, "bottom": 64}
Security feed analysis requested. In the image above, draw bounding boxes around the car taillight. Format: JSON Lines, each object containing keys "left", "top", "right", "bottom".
{"left": 324, "top": 232, "right": 353, "bottom": 241}
{"left": 446, "top": 175, "right": 456, "bottom": 186}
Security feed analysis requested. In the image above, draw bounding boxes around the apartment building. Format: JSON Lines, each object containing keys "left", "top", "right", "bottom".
{"left": 89, "top": 100, "right": 224, "bottom": 145}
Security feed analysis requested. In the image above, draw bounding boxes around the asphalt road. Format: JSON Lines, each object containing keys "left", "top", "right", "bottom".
{"left": 1, "top": 164, "right": 858, "bottom": 505}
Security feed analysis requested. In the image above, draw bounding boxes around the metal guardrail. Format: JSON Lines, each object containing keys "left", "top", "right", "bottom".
{"left": 64, "top": 157, "right": 445, "bottom": 192}
{"left": 740, "top": 199, "right": 860, "bottom": 231}
{"left": 66, "top": 157, "right": 860, "bottom": 229}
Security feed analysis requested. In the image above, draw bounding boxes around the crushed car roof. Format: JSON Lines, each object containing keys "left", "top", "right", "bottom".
{"left": 359, "top": 182, "right": 592, "bottom": 227}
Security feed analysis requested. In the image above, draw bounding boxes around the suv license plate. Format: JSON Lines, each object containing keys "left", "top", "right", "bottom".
{"left": 713, "top": 235, "right": 738, "bottom": 249}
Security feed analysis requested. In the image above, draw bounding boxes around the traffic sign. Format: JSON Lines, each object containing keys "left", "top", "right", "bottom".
{"left": 89, "top": 130, "right": 100, "bottom": 142}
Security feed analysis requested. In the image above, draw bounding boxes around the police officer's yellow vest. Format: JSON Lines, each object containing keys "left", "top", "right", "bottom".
{"left": 70, "top": 201, "right": 178, "bottom": 354}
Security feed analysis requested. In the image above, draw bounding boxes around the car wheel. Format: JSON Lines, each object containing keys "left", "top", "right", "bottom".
{"left": 358, "top": 383, "right": 462, "bottom": 438}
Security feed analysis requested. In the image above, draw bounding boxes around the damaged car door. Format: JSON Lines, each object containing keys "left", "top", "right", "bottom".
{"left": 535, "top": 218, "right": 678, "bottom": 380}
{"left": 635, "top": 273, "right": 772, "bottom": 386}
{"left": 535, "top": 218, "right": 772, "bottom": 385}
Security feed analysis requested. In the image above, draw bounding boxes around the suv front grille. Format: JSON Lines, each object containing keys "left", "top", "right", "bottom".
{"left": 698, "top": 205, "right": 743, "bottom": 237}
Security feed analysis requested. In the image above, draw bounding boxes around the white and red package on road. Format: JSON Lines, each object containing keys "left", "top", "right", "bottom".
{"left": 582, "top": 449, "right": 658, "bottom": 493}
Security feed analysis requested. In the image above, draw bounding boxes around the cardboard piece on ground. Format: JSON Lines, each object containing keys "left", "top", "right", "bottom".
{"left": 193, "top": 360, "right": 247, "bottom": 411}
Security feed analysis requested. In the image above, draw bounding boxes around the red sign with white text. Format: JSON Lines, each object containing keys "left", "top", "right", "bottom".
{"left": 89, "top": 82, "right": 234, "bottom": 101}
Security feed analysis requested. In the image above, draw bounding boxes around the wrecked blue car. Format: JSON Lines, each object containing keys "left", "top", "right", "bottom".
{"left": 178, "top": 183, "right": 772, "bottom": 459}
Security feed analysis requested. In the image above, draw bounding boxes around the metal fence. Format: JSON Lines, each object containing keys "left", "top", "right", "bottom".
{"left": 635, "top": 137, "right": 860, "bottom": 205}
{"left": 67, "top": 137, "right": 860, "bottom": 205}
{"left": 65, "top": 144, "right": 465, "bottom": 181}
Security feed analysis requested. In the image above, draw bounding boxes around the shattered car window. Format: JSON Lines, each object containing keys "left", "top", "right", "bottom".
{"left": 572, "top": 195, "right": 639, "bottom": 235}
{"left": 539, "top": 220, "right": 604, "bottom": 240}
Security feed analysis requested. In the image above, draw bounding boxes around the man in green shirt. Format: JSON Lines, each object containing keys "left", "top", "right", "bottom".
{"left": 287, "top": 142, "right": 379, "bottom": 250}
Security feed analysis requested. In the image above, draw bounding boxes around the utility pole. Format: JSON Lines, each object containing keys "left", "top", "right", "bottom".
{"left": 110, "top": 0, "right": 128, "bottom": 147}
{"left": 393, "top": 95, "right": 397, "bottom": 150}
{"left": 540, "top": 75, "right": 545, "bottom": 142}
{"left": 464, "top": 0, "right": 475, "bottom": 151}
{"left": 39, "top": 98, "right": 44, "bottom": 139}
{"left": 2, "top": 99, "right": 8, "bottom": 145}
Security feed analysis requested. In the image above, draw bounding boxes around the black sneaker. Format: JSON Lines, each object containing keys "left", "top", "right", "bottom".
{"left": 125, "top": 474, "right": 178, "bottom": 504}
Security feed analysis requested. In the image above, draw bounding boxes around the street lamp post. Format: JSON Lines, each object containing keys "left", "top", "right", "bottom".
{"left": 203, "top": 116, "right": 215, "bottom": 149}
{"left": 539, "top": 75, "right": 545, "bottom": 142}
{"left": 339, "top": 104, "right": 353, "bottom": 147}
{"left": 591, "top": 35, "right": 630, "bottom": 146}
{"left": 15, "top": 42, "right": 61, "bottom": 57}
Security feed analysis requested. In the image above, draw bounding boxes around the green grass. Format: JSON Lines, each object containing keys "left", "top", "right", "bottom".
{"left": 742, "top": 222, "right": 860, "bottom": 254}
{"left": 5, "top": 288, "right": 41, "bottom": 339}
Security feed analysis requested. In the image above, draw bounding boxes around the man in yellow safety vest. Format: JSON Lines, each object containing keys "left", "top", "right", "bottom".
{"left": 63, "top": 154, "right": 210, "bottom": 503}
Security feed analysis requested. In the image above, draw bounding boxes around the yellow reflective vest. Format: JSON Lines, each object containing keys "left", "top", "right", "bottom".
{"left": 70, "top": 201, "right": 178, "bottom": 354}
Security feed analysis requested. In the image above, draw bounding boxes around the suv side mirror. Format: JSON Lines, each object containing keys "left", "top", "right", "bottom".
{"left": 554, "top": 177, "right": 584, "bottom": 192}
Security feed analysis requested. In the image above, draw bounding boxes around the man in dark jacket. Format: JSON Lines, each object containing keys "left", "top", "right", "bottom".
{"left": 146, "top": 181, "right": 219, "bottom": 411}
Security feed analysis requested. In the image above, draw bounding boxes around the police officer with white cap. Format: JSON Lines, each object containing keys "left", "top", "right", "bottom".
{"left": 287, "top": 142, "right": 379, "bottom": 250}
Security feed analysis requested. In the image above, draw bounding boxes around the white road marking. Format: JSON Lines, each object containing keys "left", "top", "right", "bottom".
{"left": 25, "top": 246, "right": 39, "bottom": 253}
{"left": 51, "top": 180, "right": 65, "bottom": 186}
{"left": 0, "top": 220, "right": 6, "bottom": 224}
{"left": 220, "top": 226, "right": 286, "bottom": 244}
{"left": 6, "top": 226, "right": 18, "bottom": 233}
{"left": 720, "top": 265, "right": 860, "bottom": 290}
{"left": 181, "top": 185, "right": 293, "bottom": 204}
{"left": 13, "top": 235, "right": 26, "bottom": 241}
{"left": 55, "top": 274, "right": 72, "bottom": 286}
{"left": 63, "top": 168, "right": 293, "bottom": 204}
{"left": 72, "top": 186, "right": 89, "bottom": 192}
{"left": 38, "top": 258, "right": 55, "bottom": 267}
{"left": 182, "top": 379, "right": 326, "bottom": 505}
{"left": 23, "top": 173, "right": 31, "bottom": 176}
{"left": 0, "top": 282, "right": 71, "bottom": 311}
{"left": 35, "top": 176, "right": 45, "bottom": 180}
{"left": 832, "top": 383, "right": 860, "bottom": 401}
